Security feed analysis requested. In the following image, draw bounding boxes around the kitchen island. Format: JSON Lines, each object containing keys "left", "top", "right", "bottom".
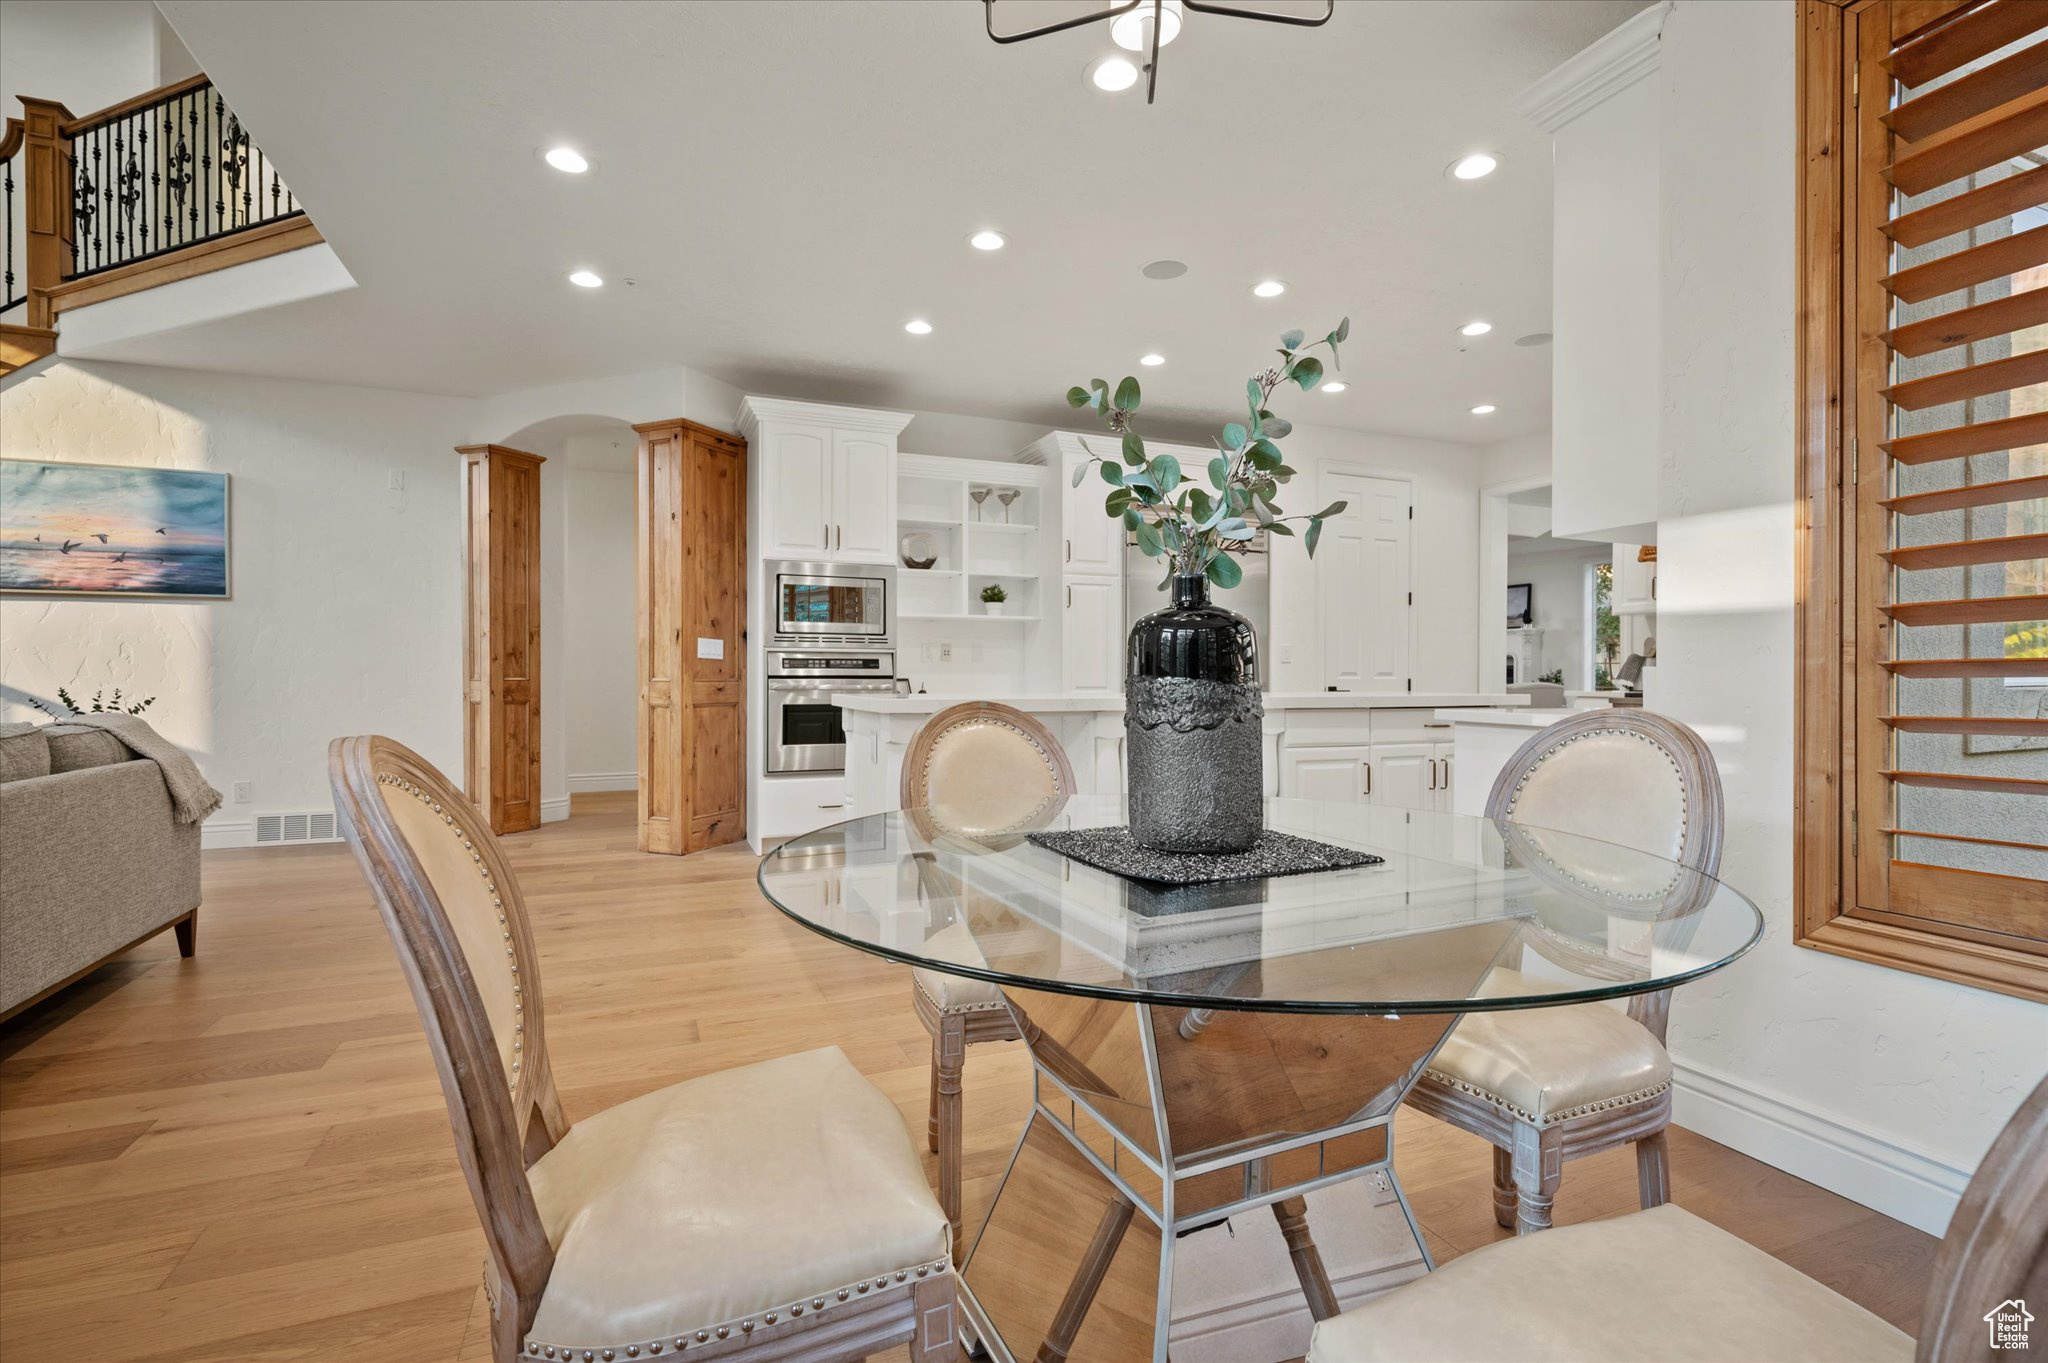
{"left": 835, "top": 691, "right": 1527, "bottom": 820}
{"left": 1432, "top": 705, "right": 1608, "bottom": 816}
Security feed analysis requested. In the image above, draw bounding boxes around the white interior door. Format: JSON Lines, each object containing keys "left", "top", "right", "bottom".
{"left": 1319, "top": 471, "right": 1412, "bottom": 692}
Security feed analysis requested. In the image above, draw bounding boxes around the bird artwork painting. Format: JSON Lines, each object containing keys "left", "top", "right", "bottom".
{"left": 0, "top": 460, "right": 229, "bottom": 597}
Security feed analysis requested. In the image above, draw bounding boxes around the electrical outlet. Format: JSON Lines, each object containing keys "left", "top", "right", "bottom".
{"left": 939, "top": 643, "right": 952, "bottom": 661}
{"left": 387, "top": 469, "right": 406, "bottom": 491}
{"left": 231, "top": 780, "right": 252, "bottom": 804}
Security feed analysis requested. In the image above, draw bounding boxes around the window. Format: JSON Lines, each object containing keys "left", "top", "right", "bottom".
{"left": 1797, "top": 0, "right": 2048, "bottom": 1003}
{"left": 1592, "top": 561, "right": 1619, "bottom": 691}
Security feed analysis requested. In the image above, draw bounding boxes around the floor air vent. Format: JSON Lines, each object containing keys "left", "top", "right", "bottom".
{"left": 254, "top": 810, "right": 340, "bottom": 845}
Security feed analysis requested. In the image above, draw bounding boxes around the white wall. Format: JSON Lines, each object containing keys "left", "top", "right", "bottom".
{"left": 561, "top": 441, "right": 637, "bottom": 790}
{"left": 1652, "top": 0, "right": 2045, "bottom": 1235}
{"left": 1506, "top": 537, "right": 1607, "bottom": 688}
{"left": 0, "top": 360, "right": 469, "bottom": 843}
{"left": 1480, "top": 430, "right": 1552, "bottom": 489}
{"left": 0, "top": 0, "right": 193, "bottom": 121}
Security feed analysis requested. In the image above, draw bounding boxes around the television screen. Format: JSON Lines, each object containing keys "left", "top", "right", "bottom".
{"left": 1507, "top": 582, "right": 1532, "bottom": 625}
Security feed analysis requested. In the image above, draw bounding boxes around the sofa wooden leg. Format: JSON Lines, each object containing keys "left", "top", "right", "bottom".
{"left": 174, "top": 911, "right": 197, "bottom": 958}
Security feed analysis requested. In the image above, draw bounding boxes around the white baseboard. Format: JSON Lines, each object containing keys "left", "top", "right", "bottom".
{"left": 567, "top": 771, "right": 636, "bottom": 793}
{"left": 200, "top": 819, "right": 255, "bottom": 850}
{"left": 1672, "top": 1058, "right": 1968, "bottom": 1237}
{"left": 540, "top": 796, "right": 571, "bottom": 824}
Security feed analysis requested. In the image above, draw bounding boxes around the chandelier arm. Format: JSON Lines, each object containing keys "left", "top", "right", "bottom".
{"left": 982, "top": 0, "right": 1145, "bottom": 45}
{"left": 1146, "top": 0, "right": 1161, "bottom": 104}
{"left": 1181, "top": 0, "right": 1335, "bottom": 25}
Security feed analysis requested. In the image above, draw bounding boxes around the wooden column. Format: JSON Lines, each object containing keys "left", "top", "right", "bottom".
{"left": 457, "top": 444, "right": 545, "bottom": 835}
{"left": 17, "top": 98, "right": 74, "bottom": 331}
{"left": 635, "top": 419, "right": 747, "bottom": 855}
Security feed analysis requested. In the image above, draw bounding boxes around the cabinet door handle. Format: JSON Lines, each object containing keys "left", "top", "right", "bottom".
{"left": 1363, "top": 763, "right": 1372, "bottom": 798}
{"left": 1065, "top": 539, "right": 1072, "bottom": 563}
{"left": 1067, "top": 584, "right": 1073, "bottom": 608}
{"left": 1427, "top": 761, "right": 1437, "bottom": 792}
{"left": 823, "top": 521, "right": 829, "bottom": 549}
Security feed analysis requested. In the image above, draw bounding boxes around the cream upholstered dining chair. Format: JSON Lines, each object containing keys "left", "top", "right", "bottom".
{"left": 900, "top": 701, "right": 1075, "bottom": 1261}
{"left": 329, "top": 736, "right": 958, "bottom": 1363}
{"left": 1311, "top": 1071, "right": 2048, "bottom": 1362}
{"left": 1404, "top": 710, "right": 1723, "bottom": 1234}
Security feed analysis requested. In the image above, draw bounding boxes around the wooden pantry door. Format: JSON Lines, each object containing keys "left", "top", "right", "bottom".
{"left": 456, "top": 444, "right": 545, "bottom": 834}
{"left": 635, "top": 418, "right": 747, "bottom": 855}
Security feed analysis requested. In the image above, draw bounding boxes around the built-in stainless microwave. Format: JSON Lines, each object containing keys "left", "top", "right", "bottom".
{"left": 773, "top": 565, "right": 888, "bottom": 639}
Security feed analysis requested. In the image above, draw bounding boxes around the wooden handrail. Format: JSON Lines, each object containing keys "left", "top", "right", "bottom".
{"left": 60, "top": 73, "right": 213, "bottom": 137}
{"left": 0, "top": 116, "right": 22, "bottom": 160}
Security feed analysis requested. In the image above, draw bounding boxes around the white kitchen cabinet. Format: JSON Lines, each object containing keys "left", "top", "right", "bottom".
{"left": 1612, "top": 545, "right": 1657, "bottom": 615}
{"left": 738, "top": 398, "right": 914, "bottom": 567}
{"left": 1428, "top": 741, "right": 1456, "bottom": 813}
{"left": 1282, "top": 746, "right": 1372, "bottom": 805}
{"left": 1061, "top": 577, "right": 1123, "bottom": 695}
{"left": 1060, "top": 441, "right": 1123, "bottom": 577}
{"left": 1365, "top": 742, "right": 1434, "bottom": 812}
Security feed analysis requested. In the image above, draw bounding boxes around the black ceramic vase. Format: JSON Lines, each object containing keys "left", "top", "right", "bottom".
{"left": 1125, "top": 571, "right": 1264, "bottom": 854}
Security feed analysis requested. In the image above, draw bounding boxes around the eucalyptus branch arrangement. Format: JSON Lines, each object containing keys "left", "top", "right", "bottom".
{"left": 30, "top": 685, "right": 156, "bottom": 718}
{"left": 1067, "top": 318, "right": 1351, "bottom": 589}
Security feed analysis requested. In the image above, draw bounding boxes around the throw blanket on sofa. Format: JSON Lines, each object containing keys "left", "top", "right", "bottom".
{"left": 58, "top": 714, "right": 223, "bottom": 825}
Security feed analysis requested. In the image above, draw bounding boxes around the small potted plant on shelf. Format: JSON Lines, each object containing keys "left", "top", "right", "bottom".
{"left": 980, "top": 583, "right": 1007, "bottom": 617}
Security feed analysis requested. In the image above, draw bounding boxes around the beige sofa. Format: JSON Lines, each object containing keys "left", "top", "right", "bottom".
{"left": 0, "top": 722, "right": 201, "bottom": 1020}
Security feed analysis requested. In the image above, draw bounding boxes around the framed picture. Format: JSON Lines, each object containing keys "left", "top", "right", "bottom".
{"left": 0, "top": 459, "right": 230, "bottom": 599}
{"left": 1507, "top": 582, "right": 1532, "bottom": 625}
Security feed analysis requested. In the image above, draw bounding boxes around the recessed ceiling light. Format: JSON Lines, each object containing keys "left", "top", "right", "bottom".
{"left": 1515, "top": 332, "right": 1553, "bottom": 348}
{"left": 1141, "top": 259, "right": 1187, "bottom": 280}
{"left": 567, "top": 270, "right": 603, "bottom": 288}
{"left": 1459, "top": 321, "right": 1493, "bottom": 337}
{"left": 1251, "top": 279, "right": 1287, "bottom": 298}
{"left": 904, "top": 319, "right": 933, "bottom": 335}
{"left": 1323, "top": 381, "right": 1349, "bottom": 393}
{"left": 1111, "top": 0, "right": 1182, "bottom": 52}
{"left": 1140, "top": 353, "right": 1166, "bottom": 366}
{"left": 1090, "top": 56, "right": 1140, "bottom": 92}
{"left": 544, "top": 146, "right": 589, "bottom": 174}
{"left": 1470, "top": 403, "right": 1497, "bottom": 415}
{"left": 1449, "top": 153, "right": 1500, "bottom": 180}
{"left": 969, "top": 230, "right": 1007, "bottom": 251}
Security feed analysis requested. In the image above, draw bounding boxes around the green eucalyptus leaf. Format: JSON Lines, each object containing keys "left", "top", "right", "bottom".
{"left": 1335, "top": 316, "right": 1350, "bottom": 342}
{"left": 1222, "top": 422, "right": 1248, "bottom": 452}
{"left": 1314, "top": 499, "right": 1348, "bottom": 519}
{"left": 1115, "top": 376, "right": 1141, "bottom": 411}
{"left": 1218, "top": 518, "right": 1254, "bottom": 541}
{"left": 1208, "top": 455, "right": 1231, "bottom": 489}
{"left": 1266, "top": 520, "right": 1295, "bottom": 537}
{"left": 1122, "top": 507, "right": 1143, "bottom": 531}
{"left": 1090, "top": 378, "right": 1110, "bottom": 411}
{"left": 1099, "top": 460, "right": 1125, "bottom": 486}
{"left": 1246, "top": 440, "right": 1282, "bottom": 472}
{"left": 1281, "top": 328, "right": 1305, "bottom": 350}
{"left": 1188, "top": 488, "right": 1215, "bottom": 522}
{"left": 1249, "top": 496, "right": 1275, "bottom": 525}
{"left": 1070, "top": 460, "right": 1090, "bottom": 488}
{"left": 1261, "top": 416, "right": 1292, "bottom": 439}
{"left": 1066, "top": 386, "right": 1090, "bottom": 408}
{"left": 1106, "top": 487, "right": 1135, "bottom": 515}
{"left": 1134, "top": 521, "right": 1164, "bottom": 557}
{"left": 1247, "top": 378, "right": 1263, "bottom": 413}
{"left": 1122, "top": 430, "right": 1147, "bottom": 466}
{"left": 1274, "top": 463, "right": 1299, "bottom": 480}
{"left": 1150, "top": 454, "right": 1181, "bottom": 494}
{"left": 1305, "top": 517, "right": 1324, "bottom": 557}
{"left": 1291, "top": 356, "right": 1324, "bottom": 390}
{"left": 1205, "top": 552, "right": 1244, "bottom": 589}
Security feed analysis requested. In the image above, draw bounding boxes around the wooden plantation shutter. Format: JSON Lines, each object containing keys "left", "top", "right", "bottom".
{"left": 1799, "top": 0, "right": 2048, "bottom": 1002}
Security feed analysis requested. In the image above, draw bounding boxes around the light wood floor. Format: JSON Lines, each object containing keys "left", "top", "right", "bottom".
{"left": 0, "top": 793, "right": 1936, "bottom": 1361}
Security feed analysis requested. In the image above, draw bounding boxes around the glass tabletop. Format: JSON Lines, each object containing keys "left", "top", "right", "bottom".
{"left": 756, "top": 796, "right": 1763, "bottom": 1015}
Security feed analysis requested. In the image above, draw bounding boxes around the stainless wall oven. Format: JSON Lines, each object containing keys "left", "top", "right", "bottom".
{"left": 765, "top": 649, "right": 895, "bottom": 774}
{"left": 773, "top": 565, "right": 888, "bottom": 639}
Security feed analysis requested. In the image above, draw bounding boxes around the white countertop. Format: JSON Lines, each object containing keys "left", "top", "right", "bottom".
{"left": 1432, "top": 706, "right": 1585, "bottom": 729}
{"left": 836, "top": 691, "right": 1527, "bottom": 715}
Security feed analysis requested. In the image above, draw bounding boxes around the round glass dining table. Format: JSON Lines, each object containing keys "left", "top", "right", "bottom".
{"left": 757, "top": 795, "right": 1763, "bottom": 1363}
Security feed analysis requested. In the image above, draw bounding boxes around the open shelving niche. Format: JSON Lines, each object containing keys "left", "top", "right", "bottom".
{"left": 895, "top": 454, "right": 1046, "bottom": 622}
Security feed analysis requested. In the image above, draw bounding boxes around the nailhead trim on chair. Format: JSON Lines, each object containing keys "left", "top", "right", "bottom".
{"left": 1507, "top": 729, "right": 1686, "bottom": 903}
{"left": 378, "top": 773, "right": 525, "bottom": 1098}
{"left": 911, "top": 969, "right": 1010, "bottom": 1016}
{"left": 520, "top": 1258, "right": 952, "bottom": 1357}
{"left": 1419, "top": 1068, "right": 1672, "bottom": 1127}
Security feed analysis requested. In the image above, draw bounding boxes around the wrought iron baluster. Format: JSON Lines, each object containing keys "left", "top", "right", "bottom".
{"left": 136, "top": 122, "right": 150, "bottom": 256}
{"left": 5, "top": 153, "right": 16, "bottom": 307}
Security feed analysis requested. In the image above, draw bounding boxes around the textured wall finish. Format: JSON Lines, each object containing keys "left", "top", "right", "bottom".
{"left": 0, "top": 362, "right": 471, "bottom": 837}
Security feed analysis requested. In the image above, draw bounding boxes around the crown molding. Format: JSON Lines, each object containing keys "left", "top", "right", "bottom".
{"left": 1515, "top": 0, "right": 1671, "bottom": 133}
{"left": 735, "top": 395, "right": 915, "bottom": 439}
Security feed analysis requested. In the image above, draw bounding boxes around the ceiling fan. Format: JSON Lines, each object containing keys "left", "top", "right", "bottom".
{"left": 983, "top": 0, "right": 1336, "bottom": 105}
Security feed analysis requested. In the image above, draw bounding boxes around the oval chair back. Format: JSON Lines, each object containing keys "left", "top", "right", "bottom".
{"left": 901, "top": 701, "right": 1076, "bottom": 839}
{"left": 1921, "top": 1073, "right": 2048, "bottom": 1362}
{"left": 328, "top": 735, "right": 562, "bottom": 1347}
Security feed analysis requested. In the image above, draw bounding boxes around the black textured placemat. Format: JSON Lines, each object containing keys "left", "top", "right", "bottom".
{"left": 1029, "top": 826, "right": 1384, "bottom": 887}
